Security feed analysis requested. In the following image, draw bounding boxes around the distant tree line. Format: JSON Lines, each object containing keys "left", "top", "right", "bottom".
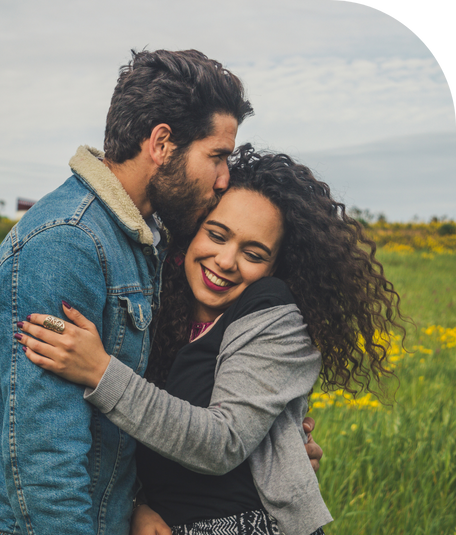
{"left": 348, "top": 206, "right": 456, "bottom": 235}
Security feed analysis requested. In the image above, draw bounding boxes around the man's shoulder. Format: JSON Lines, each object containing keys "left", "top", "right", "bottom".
{"left": 12, "top": 174, "right": 114, "bottom": 246}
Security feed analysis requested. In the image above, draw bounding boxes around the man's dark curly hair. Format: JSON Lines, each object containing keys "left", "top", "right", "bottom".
{"left": 147, "top": 144, "right": 405, "bottom": 396}
{"left": 104, "top": 49, "right": 253, "bottom": 163}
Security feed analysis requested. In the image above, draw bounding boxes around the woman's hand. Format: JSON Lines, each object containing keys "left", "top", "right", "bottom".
{"left": 303, "top": 416, "right": 323, "bottom": 472}
{"left": 130, "top": 505, "right": 172, "bottom": 535}
{"left": 16, "top": 302, "right": 111, "bottom": 389}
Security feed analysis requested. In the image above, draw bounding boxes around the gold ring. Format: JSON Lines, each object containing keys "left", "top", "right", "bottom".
{"left": 43, "top": 315, "right": 65, "bottom": 334}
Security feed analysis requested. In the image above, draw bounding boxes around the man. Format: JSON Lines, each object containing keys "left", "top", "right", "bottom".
{"left": 0, "top": 49, "right": 321, "bottom": 534}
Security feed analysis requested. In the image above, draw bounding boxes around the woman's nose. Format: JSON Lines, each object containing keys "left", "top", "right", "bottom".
{"left": 215, "top": 248, "right": 237, "bottom": 272}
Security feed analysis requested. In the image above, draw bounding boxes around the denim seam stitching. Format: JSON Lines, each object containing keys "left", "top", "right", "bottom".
{"left": 9, "top": 251, "right": 34, "bottom": 534}
{"left": 110, "top": 306, "right": 127, "bottom": 359}
{"left": 88, "top": 407, "right": 103, "bottom": 497}
{"left": 107, "top": 287, "right": 154, "bottom": 295}
{"left": 134, "top": 329, "right": 149, "bottom": 375}
{"left": 69, "top": 193, "right": 95, "bottom": 224}
{"left": 76, "top": 222, "right": 109, "bottom": 283}
{"left": 97, "top": 428, "right": 125, "bottom": 535}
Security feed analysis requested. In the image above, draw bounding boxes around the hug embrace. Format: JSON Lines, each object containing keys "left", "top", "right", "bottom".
{"left": 0, "top": 49, "right": 404, "bottom": 535}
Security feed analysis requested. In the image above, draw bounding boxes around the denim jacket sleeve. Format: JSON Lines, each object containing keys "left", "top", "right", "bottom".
{"left": 0, "top": 224, "right": 106, "bottom": 534}
{"left": 84, "top": 304, "right": 321, "bottom": 475}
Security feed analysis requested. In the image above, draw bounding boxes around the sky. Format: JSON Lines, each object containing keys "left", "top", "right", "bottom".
{"left": 0, "top": 0, "right": 455, "bottom": 221}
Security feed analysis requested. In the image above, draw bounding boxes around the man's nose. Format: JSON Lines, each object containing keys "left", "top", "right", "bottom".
{"left": 214, "top": 162, "right": 230, "bottom": 193}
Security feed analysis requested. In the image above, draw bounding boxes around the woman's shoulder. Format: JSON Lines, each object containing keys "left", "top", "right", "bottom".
{"left": 223, "top": 277, "right": 295, "bottom": 325}
{"left": 243, "top": 276, "right": 294, "bottom": 303}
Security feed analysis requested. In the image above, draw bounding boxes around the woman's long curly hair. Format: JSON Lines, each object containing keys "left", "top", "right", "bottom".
{"left": 147, "top": 144, "right": 405, "bottom": 396}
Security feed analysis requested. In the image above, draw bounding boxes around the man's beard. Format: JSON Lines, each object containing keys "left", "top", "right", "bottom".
{"left": 146, "top": 148, "right": 221, "bottom": 238}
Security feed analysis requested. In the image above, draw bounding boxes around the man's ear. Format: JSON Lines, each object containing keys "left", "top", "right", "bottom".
{"left": 148, "top": 124, "right": 175, "bottom": 166}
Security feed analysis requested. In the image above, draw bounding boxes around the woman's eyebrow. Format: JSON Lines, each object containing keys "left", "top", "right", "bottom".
{"left": 205, "top": 220, "right": 272, "bottom": 256}
{"left": 205, "top": 220, "right": 230, "bottom": 232}
{"left": 246, "top": 241, "right": 272, "bottom": 256}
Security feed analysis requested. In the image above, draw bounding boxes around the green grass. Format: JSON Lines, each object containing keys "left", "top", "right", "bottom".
{"left": 314, "top": 251, "right": 456, "bottom": 535}
{"left": 377, "top": 250, "right": 456, "bottom": 329}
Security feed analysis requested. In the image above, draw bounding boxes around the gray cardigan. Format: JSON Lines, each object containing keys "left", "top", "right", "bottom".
{"left": 85, "top": 304, "right": 333, "bottom": 535}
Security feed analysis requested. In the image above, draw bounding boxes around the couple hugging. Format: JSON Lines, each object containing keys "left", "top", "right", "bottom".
{"left": 0, "top": 49, "right": 403, "bottom": 535}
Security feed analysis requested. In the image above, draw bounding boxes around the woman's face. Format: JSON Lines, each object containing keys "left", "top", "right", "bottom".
{"left": 185, "top": 188, "right": 285, "bottom": 322}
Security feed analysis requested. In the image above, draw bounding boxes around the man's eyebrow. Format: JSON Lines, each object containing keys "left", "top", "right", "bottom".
{"left": 212, "top": 148, "right": 233, "bottom": 156}
{"left": 205, "top": 220, "right": 272, "bottom": 256}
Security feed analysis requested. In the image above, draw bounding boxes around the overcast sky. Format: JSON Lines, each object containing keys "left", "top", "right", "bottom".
{"left": 0, "top": 0, "right": 455, "bottom": 221}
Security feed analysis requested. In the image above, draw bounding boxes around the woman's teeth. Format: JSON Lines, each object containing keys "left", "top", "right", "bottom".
{"left": 204, "top": 267, "right": 232, "bottom": 287}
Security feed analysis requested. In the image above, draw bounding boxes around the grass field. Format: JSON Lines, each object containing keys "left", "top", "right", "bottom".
{"left": 313, "top": 250, "right": 456, "bottom": 535}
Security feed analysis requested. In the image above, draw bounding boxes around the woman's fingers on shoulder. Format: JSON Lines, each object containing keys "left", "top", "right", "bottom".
{"left": 21, "top": 344, "right": 55, "bottom": 370}
{"left": 62, "top": 303, "right": 98, "bottom": 333}
{"left": 303, "top": 416, "right": 315, "bottom": 434}
{"left": 14, "top": 331, "right": 57, "bottom": 359}
{"left": 24, "top": 313, "right": 54, "bottom": 326}
{"left": 18, "top": 318, "right": 64, "bottom": 344}
{"left": 22, "top": 306, "right": 98, "bottom": 336}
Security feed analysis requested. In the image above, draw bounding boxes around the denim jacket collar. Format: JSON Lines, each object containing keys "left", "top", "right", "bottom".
{"left": 69, "top": 145, "right": 157, "bottom": 246}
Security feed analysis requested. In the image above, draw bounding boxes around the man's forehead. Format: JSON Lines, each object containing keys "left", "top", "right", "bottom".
{"left": 210, "top": 113, "right": 238, "bottom": 138}
{"left": 208, "top": 114, "right": 238, "bottom": 149}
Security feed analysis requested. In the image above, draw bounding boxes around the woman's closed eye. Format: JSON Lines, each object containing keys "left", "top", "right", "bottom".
{"left": 244, "top": 250, "right": 266, "bottom": 263}
{"left": 207, "top": 229, "right": 226, "bottom": 242}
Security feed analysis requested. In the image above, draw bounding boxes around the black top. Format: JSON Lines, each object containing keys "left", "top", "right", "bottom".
{"left": 136, "top": 277, "right": 295, "bottom": 526}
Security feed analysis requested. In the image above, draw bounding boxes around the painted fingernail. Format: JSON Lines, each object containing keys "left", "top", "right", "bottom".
{"left": 14, "top": 333, "right": 23, "bottom": 340}
{"left": 62, "top": 300, "right": 72, "bottom": 309}
{"left": 26, "top": 315, "right": 31, "bottom": 321}
{"left": 17, "top": 321, "right": 24, "bottom": 329}
{"left": 22, "top": 346, "right": 27, "bottom": 353}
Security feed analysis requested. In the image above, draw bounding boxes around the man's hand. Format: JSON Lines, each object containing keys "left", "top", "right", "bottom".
{"left": 130, "top": 505, "right": 171, "bottom": 535}
{"left": 303, "top": 417, "right": 323, "bottom": 472}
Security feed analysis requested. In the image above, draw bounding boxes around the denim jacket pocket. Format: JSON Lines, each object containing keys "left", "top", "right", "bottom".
{"left": 115, "top": 293, "right": 152, "bottom": 376}
{"left": 118, "top": 293, "right": 153, "bottom": 331}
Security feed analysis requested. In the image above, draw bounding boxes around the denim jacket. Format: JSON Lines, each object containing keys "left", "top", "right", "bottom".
{"left": 0, "top": 146, "right": 166, "bottom": 535}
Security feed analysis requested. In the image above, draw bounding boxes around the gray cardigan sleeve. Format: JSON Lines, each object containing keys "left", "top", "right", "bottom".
{"left": 84, "top": 304, "right": 321, "bottom": 475}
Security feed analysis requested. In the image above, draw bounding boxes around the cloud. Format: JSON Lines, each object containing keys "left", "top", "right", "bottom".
{"left": 235, "top": 55, "right": 453, "bottom": 152}
{"left": 297, "top": 130, "right": 456, "bottom": 221}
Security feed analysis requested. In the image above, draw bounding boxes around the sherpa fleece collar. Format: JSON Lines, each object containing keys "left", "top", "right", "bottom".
{"left": 69, "top": 146, "right": 155, "bottom": 245}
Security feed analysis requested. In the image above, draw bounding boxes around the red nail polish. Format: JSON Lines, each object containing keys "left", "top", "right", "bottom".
{"left": 14, "top": 333, "right": 23, "bottom": 340}
{"left": 26, "top": 315, "right": 31, "bottom": 321}
{"left": 22, "top": 346, "right": 27, "bottom": 353}
{"left": 62, "top": 300, "right": 72, "bottom": 309}
{"left": 17, "top": 321, "right": 24, "bottom": 329}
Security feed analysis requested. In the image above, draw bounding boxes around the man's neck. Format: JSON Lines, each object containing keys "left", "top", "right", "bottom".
{"left": 103, "top": 157, "right": 154, "bottom": 219}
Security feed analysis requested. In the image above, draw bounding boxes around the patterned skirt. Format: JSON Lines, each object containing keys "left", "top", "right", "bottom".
{"left": 171, "top": 509, "right": 325, "bottom": 535}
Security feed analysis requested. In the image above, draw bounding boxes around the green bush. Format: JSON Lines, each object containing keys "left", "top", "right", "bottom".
{"left": 438, "top": 222, "right": 456, "bottom": 236}
{"left": 0, "top": 218, "right": 16, "bottom": 243}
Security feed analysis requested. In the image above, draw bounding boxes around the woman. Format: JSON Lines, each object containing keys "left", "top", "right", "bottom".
{"left": 16, "top": 145, "right": 404, "bottom": 535}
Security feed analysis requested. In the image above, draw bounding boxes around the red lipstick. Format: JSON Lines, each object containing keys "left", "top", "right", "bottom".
{"left": 201, "top": 265, "right": 234, "bottom": 292}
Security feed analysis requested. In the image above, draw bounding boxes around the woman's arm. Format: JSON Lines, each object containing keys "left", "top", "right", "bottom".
{"left": 18, "top": 304, "right": 321, "bottom": 475}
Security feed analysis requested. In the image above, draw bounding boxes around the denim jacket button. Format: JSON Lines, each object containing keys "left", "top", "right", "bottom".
{"left": 143, "top": 246, "right": 153, "bottom": 256}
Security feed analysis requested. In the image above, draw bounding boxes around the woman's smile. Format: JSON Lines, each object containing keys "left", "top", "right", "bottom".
{"left": 201, "top": 265, "right": 236, "bottom": 291}
{"left": 184, "top": 188, "right": 285, "bottom": 322}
